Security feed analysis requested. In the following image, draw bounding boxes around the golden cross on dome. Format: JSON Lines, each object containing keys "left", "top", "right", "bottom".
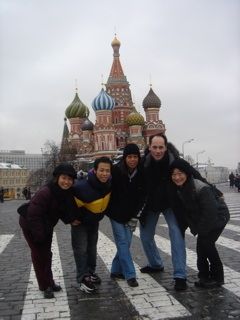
{"left": 75, "top": 79, "right": 78, "bottom": 92}
{"left": 101, "top": 74, "right": 105, "bottom": 88}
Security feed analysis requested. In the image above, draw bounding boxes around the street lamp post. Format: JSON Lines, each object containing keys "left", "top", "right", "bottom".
{"left": 182, "top": 139, "right": 194, "bottom": 159}
{"left": 196, "top": 150, "right": 205, "bottom": 169}
{"left": 40, "top": 148, "right": 44, "bottom": 187}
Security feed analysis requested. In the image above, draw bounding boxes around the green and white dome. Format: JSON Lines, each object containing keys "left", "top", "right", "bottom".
{"left": 65, "top": 93, "right": 89, "bottom": 119}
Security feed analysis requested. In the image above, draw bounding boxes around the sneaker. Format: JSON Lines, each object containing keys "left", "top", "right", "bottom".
{"left": 44, "top": 287, "right": 54, "bottom": 299}
{"left": 80, "top": 276, "right": 96, "bottom": 293}
{"left": 174, "top": 278, "right": 187, "bottom": 291}
{"left": 90, "top": 273, "right": 101, "bottom": 284}
{"left": 140, "top": 266, "right": 164, "bottom": 273}
{"left": 110, "top": 273, "right": 125, "bottom": 280}
{"left": 51, "top": 283, "right": 62, "bottom": 292}
{"left": 127, "top": 278, "right": 139, "bottom": 287}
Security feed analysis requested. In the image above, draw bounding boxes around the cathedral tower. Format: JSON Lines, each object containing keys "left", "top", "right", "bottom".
{"left": 92, "top": 88, "right": 116, "bottom": 156}
{"left": 142, "top": 86, "right": 165, "bottom": 143}
{"left": 105, "top": 35, "right": 133, "bottom": 148}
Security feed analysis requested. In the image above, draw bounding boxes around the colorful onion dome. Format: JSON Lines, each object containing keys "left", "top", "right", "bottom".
{"left": 65, "top": 92, "right": 89, "bottom": 119}
{"left": 111, "top": 35, "right": 121, "bottom": 47}
{"left": 126, "top": 109, "right": 145, "bottom": 126}
{"left": 142, "top": 87, "right": 161, "bottom": 109}
{"left": 82, "top": 118, "right": 94, "bottom": 131}
{"left": 92, "top": 88, "right": 115, "bottom": 111}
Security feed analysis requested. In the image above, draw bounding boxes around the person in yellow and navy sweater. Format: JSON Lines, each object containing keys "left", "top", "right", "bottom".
{"left": 71, "top": 157, "right": 112, "bottom": 293}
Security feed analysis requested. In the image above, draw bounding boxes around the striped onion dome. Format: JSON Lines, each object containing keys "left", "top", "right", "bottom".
{"left": 92, "top": 88, "right": 115, "bottom": 111}
{"left": 142, "top": 88, "right": 161, "bottom": 109}
{"left": 82, "top": 118, "right": 94, "bottom": 131}
{"left": 126, "top": 109, "right": 145, "bottom": 126}
{"left": 65, "top": 93, "right": 89, "bottom": 119}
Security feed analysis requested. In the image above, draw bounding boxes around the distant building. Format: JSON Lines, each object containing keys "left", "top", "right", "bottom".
{"left": 197, "top": 164, "right": 229, "bottom": 184}
{"left": 0, "top": 163, "right": 29, "bottom": 199}
{"left": 0, "top": 150, "right": 45, "bottom": 171}
{"left": 61, "top": 36, "right": 166, "bottom": 160}
{"left": 237, "top": 162, "right": 240, "bottom": 174}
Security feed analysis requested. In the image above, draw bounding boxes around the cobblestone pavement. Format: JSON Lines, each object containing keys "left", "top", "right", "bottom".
{"left": 0, "top": 183, "right": 240, "bottom": 320}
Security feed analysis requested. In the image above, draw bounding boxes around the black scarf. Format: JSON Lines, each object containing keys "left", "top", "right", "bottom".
{"left": 47, "top": 180, "right": 77, "bottom": 223}
{"left": 146, "top": 152, "right": 170, "bottom": 189}
{"left": 47, "top": 181, "right": 74, "bottom": 203}
{"left": 87, "top": 172, "right": 111, "bottom": 196}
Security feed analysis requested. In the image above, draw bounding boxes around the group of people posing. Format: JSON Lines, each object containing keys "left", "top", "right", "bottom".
{"left": 19, "top": 133, "right": 230, "bottom": 299}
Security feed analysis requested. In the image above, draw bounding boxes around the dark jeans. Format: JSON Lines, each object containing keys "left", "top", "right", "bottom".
{"left": 71, "top": 223, "right": 99, "bottom": 283}
{"left": 21, "top": 228, "right": 54, "bottom": 290}
{"left": 197, "top": 227, "right": 224, "bottom": 282}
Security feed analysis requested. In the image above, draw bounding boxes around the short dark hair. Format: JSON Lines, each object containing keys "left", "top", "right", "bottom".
{"left": 149, "top": 133, "right": 168, "bottom": 146}
{"left": 94, "top": 156, "right": 112, "bottom": 171}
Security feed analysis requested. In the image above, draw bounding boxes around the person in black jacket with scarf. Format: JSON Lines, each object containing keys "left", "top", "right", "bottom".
{"left": 71, "top": 157, "right": 112, "bottom": 294}
{"left": 19, "top": 163, "right": 77, "bottom": 299}
{"left": 169, "top": 158, "right": 230, "bottom": 288}
{"left": 107, "top": 143, "right": 146, "bottom": 287}
{"left": 139, "top": 134, "right": 188, "bottom": 291}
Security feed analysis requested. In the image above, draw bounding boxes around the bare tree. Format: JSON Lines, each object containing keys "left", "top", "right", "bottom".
{"left": 26, "top": 168, "right": 45, "bottom": 190}
{"left": 26, "top": 140, "right": 74, "bottom": 191}
{"left": 42, "top": 140, "right": 60, "bottom": 182}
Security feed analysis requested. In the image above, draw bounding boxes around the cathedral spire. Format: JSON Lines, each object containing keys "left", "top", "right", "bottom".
{"left": 105, "top": 35, "right": 134, "bottom": 149}
{"left": 108, "top": 35, "right": 125, "bottom": 79}
{"left": 60, "top": 118, "right": 70, "bottom": 153}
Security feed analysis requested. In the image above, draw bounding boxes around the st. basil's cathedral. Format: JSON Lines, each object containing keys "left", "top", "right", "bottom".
{"left": 61, "top": 35, "right": 166, "bottom": 160}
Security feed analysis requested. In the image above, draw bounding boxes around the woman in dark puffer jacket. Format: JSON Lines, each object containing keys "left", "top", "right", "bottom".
{"left": 19, "top": 163, "right": 77, "bottom": 299}
{"left": 169, "top": 158, "right": 229, "bottom": 289}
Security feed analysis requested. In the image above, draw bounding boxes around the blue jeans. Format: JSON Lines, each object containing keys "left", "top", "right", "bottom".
{"left": 140, "top": 208, "right": 186, "bottom": 279}
{"left": 110, "top": 219, "right": 136, "bottom": 280}
{"left": 71, "top": 223, "right": 99, "bottom": 283}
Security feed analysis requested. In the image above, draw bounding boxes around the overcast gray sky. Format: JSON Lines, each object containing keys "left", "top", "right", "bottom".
{"left": 0, "top": 0, "right": 239, "bottom": 169}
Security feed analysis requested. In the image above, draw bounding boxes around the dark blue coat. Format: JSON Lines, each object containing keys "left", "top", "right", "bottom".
{"left": 73, "top": 171, "right": 111, "bottom": 225}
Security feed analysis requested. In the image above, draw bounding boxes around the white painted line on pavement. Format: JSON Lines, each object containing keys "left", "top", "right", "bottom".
{"left": 185, "top": 229, "right": 240, "bottom": 253}
{"left": 0, "top": 234, "right": 14, "bottom": 254}
{"left": 98, "top": 231, "right": 191, "bottom": 320}
{"left": 158, "top": 223, "right": 240, "bottom": 253}
{"left": 224, "top": 223, "right": 240, "bottom": 233}
{"left": 230, "top": 214, "right": 240, "bottom": 221}
{"left": 135, "top": 228, "right": 240, "bottom": 298}
{"left": 21, "top": 233, "right": 70, "bottom": 320}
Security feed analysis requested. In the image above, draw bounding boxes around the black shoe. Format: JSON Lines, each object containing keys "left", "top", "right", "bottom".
{"left": 90, "top": 272, "right": 101, "bottom": 284}
{"left": 216, "top": 280, "right": 224, "bottom": 286}
{"left": 127, "top": 278, "right": 139, "bottom": 287}
{"left": 80, "top": 276, "right": 97, "bottom": 293}
{"left": 194, "top": 279, "right": 223, "bottom": 288}
{"left": 140, "top": 266, "right": 164, "bottom": 273}
{"left": 174, "top": 278, "right": 187, "bottom": 291}
{"left": 44, "top": 287, "right": 54, "bottom": 299}
{"left": 110, "top": 273, "right": 125, "bottom": 279}
{"left": 51, "top": 283, "right": 62, "bottom": 292}
{"left": 210, "top": 278, "right": 224, "bottom": 286}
